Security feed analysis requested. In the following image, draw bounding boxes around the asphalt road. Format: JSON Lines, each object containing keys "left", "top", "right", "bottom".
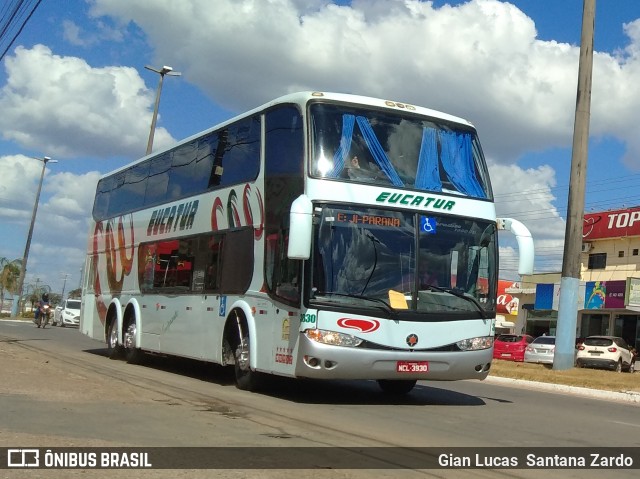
{"left": 1, "top": 319, "right": 639, "bottom": 479}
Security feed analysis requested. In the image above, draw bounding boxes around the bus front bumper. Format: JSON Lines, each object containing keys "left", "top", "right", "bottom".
{"left": 295, "top": 333, "right": 492, "bottom": 381}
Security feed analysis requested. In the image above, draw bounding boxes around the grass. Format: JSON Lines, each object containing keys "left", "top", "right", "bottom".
{"left": 489, "top": 359, "right": 640, "bottom": 393}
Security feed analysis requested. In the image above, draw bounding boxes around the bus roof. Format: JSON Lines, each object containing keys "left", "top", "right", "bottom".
{"left": 100, "top": 91, "right": 476, "bottom": 179}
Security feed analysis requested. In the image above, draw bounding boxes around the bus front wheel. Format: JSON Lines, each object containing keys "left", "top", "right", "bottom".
{"left": 377, "top": 379, "right": 417, "bottom": 395}
{"left": 233, "top": 315, "right": 262, "bottom": 391}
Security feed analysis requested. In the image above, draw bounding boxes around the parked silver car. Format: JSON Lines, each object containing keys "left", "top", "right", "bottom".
{"left": 53, "top": 299, "right": 81, "bottom": 327}
{"left": 524, "top": 336, "right": 556, "bottom": 365}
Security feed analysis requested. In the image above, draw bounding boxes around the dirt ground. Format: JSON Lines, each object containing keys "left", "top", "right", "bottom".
{"left": 0, "top": 336, "right": 377, "bottom": 479}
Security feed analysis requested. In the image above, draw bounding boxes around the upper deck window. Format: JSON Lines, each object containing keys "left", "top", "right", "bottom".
{"left": 309, "top": 103, "right": 492, "bottom": 200}
{"left": 92, "top": 116, "right": 260, "bottom": 221}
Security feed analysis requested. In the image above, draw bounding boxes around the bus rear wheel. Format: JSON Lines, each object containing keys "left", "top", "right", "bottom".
{"left": 123, "top": 320, "right": 143, "bottom": 364}
{"left": 377, "top": 379, "right": 417, "bottom": 395}
{"left": 106, "top": 320, "right": 123, "bottom": 359}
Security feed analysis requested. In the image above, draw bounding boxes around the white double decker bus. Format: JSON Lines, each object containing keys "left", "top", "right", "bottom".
{"left": 80, "top": 91, "right": 534, "bottom": 394}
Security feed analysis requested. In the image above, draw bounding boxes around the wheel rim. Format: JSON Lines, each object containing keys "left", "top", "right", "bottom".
{"left": 109, "top": 324, "right": 118, "bottom": 349}
{"left": 124, "top": 323, "right": 136, "bottom": 350}
{"left": 236, "top": 338, "right": 250, "bottom": 372}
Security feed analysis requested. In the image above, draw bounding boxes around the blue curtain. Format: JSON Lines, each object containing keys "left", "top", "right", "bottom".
{"left": 439, "top": 130, "right": 486, "bottom": 198}
{"left": 328, "top": 114, "right": 355, "bottom": 178}
{"left": 355, "top": 116, "right": 404, "bottom": 187}
{"left": 415, "top": 127, "right": 442, "bottom": 191}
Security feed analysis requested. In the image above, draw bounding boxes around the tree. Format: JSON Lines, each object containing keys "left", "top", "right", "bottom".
{"left": 0, "top": 257, "right": 21, "bottom": 314}
{"left": 67, "top": 288, "right": 82, "bottom": 299}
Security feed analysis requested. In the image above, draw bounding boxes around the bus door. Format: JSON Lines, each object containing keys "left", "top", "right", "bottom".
{"left": 264, "top": 230, "right": 302, "bottom": 375}
{"left": 198, "top": 233, "right": 226, "bottom": 361}
{"left": 80, "top": 255, "right": 101, "bottom": 338}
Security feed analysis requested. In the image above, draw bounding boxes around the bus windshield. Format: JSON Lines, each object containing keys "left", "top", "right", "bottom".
{"left": 310, "top": 205, "right": 497, "bottom": 319}
{"left": 310, "top": 102, "right": 492, "bottom": 200}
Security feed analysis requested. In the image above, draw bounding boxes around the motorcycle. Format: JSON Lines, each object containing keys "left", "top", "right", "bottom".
{"left": 35, "top": 303, "right": 52, "bottom": 328}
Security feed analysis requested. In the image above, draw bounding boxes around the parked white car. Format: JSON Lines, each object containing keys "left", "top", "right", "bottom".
{"left": 53, "top": 299, "right": 81, "bottom": 327}
{"left": 576, "top": 336, "right": 635, "bottom": 372}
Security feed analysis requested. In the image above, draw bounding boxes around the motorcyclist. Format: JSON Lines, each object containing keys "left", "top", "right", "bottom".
{"left": 39, "top": 292, "right": 51, "bottom": 326}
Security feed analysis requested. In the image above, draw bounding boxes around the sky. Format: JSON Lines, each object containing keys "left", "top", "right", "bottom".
{"left": 0, "top": 0, "right": 639, "bottom": 297}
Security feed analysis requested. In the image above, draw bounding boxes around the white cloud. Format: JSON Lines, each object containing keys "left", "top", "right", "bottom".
{"left": 6, "top": 0, "right": 640, "bottom": 282}
{"left": 0, "top": 44, "right": 176, "bottom": 159}
{"left": 0, "top": 154, "right": 100, "bottom": 289}
{"left": 63, "top": 19, "right": 124, "bottom": 47}
{"left": 489, "top": 160, "right": 566, "bottom": 275}
{"left": 88, "top": 0, "right": 640, "bottom": 168}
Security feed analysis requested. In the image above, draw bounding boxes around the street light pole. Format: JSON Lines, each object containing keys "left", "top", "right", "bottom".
{"left": 12, "top": 156, "right": 57, "bottom": 316}
{"left": 145, "top": 65, "right": 181, "bottom": 155}
{"left": 60, "top": 273, "right": 70, "bottom": 300}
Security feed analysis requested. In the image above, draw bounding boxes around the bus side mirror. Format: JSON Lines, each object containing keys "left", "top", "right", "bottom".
{"left": 288, "top": 194, "right": 313, "bottom": 260}
{"left": 497, "top": 217, "right": 535, "bottom": 275}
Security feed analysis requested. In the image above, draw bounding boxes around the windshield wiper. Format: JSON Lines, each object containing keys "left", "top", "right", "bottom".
{"left": 312, "top": 291, "right": 396, "bottom": 315}
{"left": 421, "top": 285, "right": 487, "bottom": 319}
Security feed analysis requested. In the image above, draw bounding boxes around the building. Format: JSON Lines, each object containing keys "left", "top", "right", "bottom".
{"left": 516, "top": 206, "right": 640, "bottom": 350}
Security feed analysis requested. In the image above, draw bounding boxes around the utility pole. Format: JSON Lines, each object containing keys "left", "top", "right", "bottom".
{"left": 60, "top": 273, "right": 70, "bottom": 300}
{"left": 554, "top": 0, "right": 595, "bottom": 370}
{"left": 11, "top": 156, "right": 56, "bottom": 316}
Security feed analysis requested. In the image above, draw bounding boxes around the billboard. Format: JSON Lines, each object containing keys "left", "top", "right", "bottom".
{"left": 583, "top": 280, "right": 626, "bottom": 309}
{"left": 496, "top": 280, "right": 519, "bottom": 315}
{"left": 625, "top": 277, "right": 640, "bottom": 311}
{"left": 583, "top": 207, "right": 640, "bottom": 240}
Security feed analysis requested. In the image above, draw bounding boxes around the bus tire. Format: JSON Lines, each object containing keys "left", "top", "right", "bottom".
{"left": 377, "top": 379, "right": 417, "bottom": 395}
{"left": 233, "top": 315, "right": 262, "bottom": 392}
{"left": 123, "top": 319, "right": 143, "bottom": 364}
{"left": 106, "top": 320, "right": 123, "bottom": 359}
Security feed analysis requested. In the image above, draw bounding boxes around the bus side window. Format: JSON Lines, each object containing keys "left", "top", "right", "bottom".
{"left": 219, "top": 228, "right": 254, "bottom": 294}
{"left": 264, "top": 105, "right": 304, "bottom": 305}
{"left": 204, "top": 234, "right": 223, "bottom": 292}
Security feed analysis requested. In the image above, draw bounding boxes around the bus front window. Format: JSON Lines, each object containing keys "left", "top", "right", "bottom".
{"left": 310, "top": 206, "right": 497, "bottom": 318}
{"left": 310, "top": 103, "right": 493, "bottom": 200}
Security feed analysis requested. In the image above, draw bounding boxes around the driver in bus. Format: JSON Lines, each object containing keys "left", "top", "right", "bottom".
{"left": 417, "top": 254, "right": 442, "bottom": 289}
{"left": 342, "top": 156, "right": 381, "bottom": 180}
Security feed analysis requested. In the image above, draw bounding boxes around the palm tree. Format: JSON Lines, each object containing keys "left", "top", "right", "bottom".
{"left": 0, "top": 257, "right": 21, "bottom": 315}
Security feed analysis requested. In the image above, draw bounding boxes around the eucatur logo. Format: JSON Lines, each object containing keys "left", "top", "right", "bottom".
{"left": 147, "top": 200, "right": 199, "bottom": 236}
{"left": 337, "top": 318, "right": 380, "bottom": 333}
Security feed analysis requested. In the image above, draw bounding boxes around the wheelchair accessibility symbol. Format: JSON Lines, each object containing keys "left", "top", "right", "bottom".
{"left": 420, "top": 217, "right": 436, "bottom": 234}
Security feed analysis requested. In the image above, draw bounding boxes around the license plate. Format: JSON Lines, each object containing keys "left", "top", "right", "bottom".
{"left": 396, "top": 361, "right": 429, "bottom": 373}
{"left": 589, "top": 351, "right": 602, "bottom": 355}
{"left": 501, "top": 353, "right": 512, "bottom": 357}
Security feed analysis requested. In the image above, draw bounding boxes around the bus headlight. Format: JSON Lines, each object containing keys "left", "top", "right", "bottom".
{"left": 457, "top": 336, "right": 493, "bottom": 351}
{"left": 305, "top": 329, "right": 363, "bottom": 347}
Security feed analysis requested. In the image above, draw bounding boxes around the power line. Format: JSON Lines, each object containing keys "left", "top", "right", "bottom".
{"left": 0, "top": 0, "right": 43, "bottom": 63}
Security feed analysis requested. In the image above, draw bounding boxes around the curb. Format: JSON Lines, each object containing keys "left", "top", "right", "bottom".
{"left": 485, "top": 375, "right": 640, "bottom": 404}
